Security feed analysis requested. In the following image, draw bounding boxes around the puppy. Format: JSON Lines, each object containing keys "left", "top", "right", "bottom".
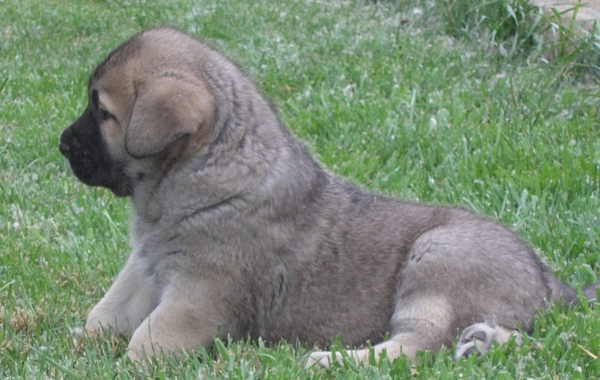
{"left": 59, "top": 28, "right": 599, "bottom": 365}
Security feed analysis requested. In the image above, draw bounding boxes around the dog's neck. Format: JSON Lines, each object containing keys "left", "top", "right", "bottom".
{"left": 129, "top": 123, "right": 323, "bottom": 231}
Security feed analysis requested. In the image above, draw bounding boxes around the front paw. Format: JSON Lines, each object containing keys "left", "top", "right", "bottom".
{"left": 85, "top": 318, "right": 112, "bottom": 337}
{"left": 85, "top": 304, "right": 120, "bottom": 337}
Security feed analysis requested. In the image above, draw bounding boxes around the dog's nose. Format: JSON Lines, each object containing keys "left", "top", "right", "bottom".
{"left": 59, "top": 142, "right": 71, "bottom": 157}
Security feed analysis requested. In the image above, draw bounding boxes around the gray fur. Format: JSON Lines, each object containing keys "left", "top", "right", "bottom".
{"left": 58, "top": 28, "right": 598, "bottom": 364}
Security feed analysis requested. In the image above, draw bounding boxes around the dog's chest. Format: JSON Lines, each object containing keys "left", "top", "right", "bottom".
{"left": 129, "top": 221, "right": 182, "bottom": 279}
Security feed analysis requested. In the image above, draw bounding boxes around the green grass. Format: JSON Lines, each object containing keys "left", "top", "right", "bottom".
{"left": 1, "top": 0, "right": 599, "bottom": 378}
{"left": 435, "top": 0, "right": 600, "bottom": 70}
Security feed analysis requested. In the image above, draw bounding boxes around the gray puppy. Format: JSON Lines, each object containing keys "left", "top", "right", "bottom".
{"left": 59, "top": 28, "right": 599, "bottom": 366}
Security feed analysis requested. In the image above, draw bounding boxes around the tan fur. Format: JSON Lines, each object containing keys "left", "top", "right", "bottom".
{"left": 59, "top": 28, "right": 599, "bottom": 366}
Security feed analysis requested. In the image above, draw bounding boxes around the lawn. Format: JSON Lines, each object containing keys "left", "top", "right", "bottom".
{"left": 1, "top": 0, "right": 599, "bottom": 378}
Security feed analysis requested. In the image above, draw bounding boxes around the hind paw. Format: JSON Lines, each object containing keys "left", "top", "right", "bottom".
{"left": 454, "top": 316, "right": 522, "bottom": 360}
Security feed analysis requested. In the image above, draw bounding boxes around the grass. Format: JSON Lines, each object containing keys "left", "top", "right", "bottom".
{"left": 435, "top": 0, "right": 600, "bottom": 70}
{"left": 1, "top": 0, "right": 599, "bottom": 378}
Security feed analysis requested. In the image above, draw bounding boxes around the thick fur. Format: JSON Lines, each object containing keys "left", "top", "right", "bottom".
{"left": 59, "top": 28, "right": 599, "bottom": 364}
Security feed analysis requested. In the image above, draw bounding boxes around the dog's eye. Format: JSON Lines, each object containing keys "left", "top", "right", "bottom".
{"left": 90, "top": 90, "right": 114, "bottom": 122}
{"left": 97, "top": 107, "right": 113, "bottom": 121}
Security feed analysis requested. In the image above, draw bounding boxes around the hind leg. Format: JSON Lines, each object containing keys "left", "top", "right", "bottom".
{"left": 304, "top": 335, "right": 426, "bottom": 368}
{"left": 305, "top": 295, "right": 454, "bottom": 368}
{"left": 306, "top": 221, "right": 549, "bottom": 368}
{"left": 306, "top": 219, "right": 556, "bottom": 368}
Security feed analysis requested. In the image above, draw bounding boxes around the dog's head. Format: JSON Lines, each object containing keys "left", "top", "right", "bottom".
{"left": 59, "top": 29, "right": 216, "bottom": 197}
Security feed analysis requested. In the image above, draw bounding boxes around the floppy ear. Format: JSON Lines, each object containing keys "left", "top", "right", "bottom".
{"left": 126, "top": 76, "right": 213, "bottom": 158}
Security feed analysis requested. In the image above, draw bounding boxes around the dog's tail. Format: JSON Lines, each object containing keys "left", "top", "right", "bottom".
{"left": 582, "top": 280, "right": 600, "bottom": 304}
{"left": 552, "top": 278, "right": 600, "bottom": 307}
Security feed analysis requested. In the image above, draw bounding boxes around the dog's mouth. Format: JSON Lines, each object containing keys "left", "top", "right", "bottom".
{"left": 59, "top": 139, "right": 98, "bottom": 184}
{"left": 59, "top": 121, "right": 133, "bottom": 197}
